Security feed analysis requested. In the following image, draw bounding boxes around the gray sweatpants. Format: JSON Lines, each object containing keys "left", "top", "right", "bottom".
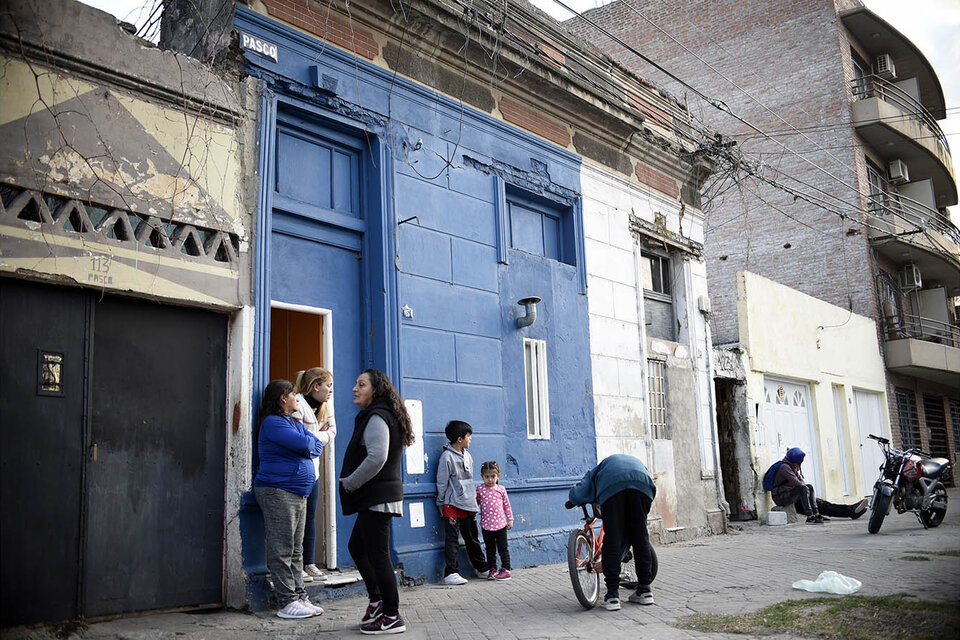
{"left": 255, "top": 486, "right": 307, "bottom": 607}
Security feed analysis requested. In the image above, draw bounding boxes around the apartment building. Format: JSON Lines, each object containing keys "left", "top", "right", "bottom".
{"left": 569, "top": 0, "right": 959, "bottom": 509}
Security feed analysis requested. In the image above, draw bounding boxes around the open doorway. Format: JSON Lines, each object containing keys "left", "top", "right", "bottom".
{"left": 715, "top": 379, "right": 756, "bottom": 520}
{"left": 269, "top": 303, "right": 337, "bottom": 570}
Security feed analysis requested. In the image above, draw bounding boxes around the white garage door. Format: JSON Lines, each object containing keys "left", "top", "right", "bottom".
{"left": 854, "top": 389, "right": 887, "bottom": 497}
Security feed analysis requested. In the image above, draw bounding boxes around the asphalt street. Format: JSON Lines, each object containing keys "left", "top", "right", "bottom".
{"left": 5, "top": 491, "right": 959, "bottom": 640}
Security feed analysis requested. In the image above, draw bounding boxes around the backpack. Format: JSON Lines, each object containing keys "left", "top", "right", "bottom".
{"left": 762, "top": 461, "right": 783, "bottom": 492}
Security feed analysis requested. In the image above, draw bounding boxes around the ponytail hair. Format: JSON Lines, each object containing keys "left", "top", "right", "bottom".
{"left": 481, "top": 461, "right": 501, "bottom": 479}
{"left": 295, "top": 367, "right": 332, "bottom": 395}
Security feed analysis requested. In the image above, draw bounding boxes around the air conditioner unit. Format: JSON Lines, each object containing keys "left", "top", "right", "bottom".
{"left": 876, "top": 53, "right": 897, "bottom": 79}
{"left": 888, "top": 158, "right": 910, "bottom": 185}
{"left": 899, "top": 264, "right": 922, "bottom": 291}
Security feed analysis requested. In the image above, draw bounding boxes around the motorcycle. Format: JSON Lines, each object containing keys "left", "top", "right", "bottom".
{"left": 866, "top": 433, "right": 952, "bottom": 534}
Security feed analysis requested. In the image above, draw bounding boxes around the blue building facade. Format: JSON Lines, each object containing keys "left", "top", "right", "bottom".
{"left": 236, "top": 4, "right": 596, "bottom": 593}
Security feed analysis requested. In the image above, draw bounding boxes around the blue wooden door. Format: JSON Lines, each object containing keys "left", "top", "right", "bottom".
{"left": 269, "top": 111, "right": 367, "bottom": 565}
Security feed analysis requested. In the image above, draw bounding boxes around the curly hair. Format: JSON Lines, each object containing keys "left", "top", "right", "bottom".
{"left": 363, "top": 368, "right": 415, "bottom": 447}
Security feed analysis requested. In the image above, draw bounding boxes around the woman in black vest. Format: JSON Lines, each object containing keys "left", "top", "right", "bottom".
{"left": 340, "top": 369, "right": 414, "bottom": 635}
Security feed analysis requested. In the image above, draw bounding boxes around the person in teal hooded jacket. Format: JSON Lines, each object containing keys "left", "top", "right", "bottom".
{"left": 566, "top": 454, "right": 657, "bottom": 612}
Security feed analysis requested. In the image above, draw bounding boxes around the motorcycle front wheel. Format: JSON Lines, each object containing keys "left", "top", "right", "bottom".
{"left": 867, "top": 489, "right": 891, "bottom": 534}
{"left": 920, "top": 485, "right": 948, "bottom": 529}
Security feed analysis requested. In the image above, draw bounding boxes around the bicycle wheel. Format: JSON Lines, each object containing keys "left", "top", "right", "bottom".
{"left": 567, "top": 529, "right": 599, "bottom": 609}
{"left": 620, "top": 541, "right": 658, "bottom": 587}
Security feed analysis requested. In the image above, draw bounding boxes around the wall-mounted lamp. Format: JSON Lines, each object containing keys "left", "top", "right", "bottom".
{"left": 516, "top": 296, "right": 541, "bottom": 328}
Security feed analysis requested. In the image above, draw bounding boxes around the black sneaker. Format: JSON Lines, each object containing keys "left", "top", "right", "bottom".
{"left": 361, "top": 600, "right": 383, "bottom": 624}
{"left": 850, "top": 499, "right": 868, "bottom": 519}
{"left": 361, "top": 614, "right": 406, "bottom": 635}
{"left": 806, "top": 515, "right": 825, "bottom": 524}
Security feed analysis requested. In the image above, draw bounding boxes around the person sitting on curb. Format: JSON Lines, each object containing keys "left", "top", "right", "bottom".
{"left": 565, "top": 454, "right": 657, "bottom": 612}
{"left": 771, "top": 447, "right": 868, "bottom": 524}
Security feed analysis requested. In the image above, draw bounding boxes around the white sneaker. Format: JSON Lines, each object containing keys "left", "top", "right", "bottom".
{"left": 277, "top": 600, "right": 316, "bottom": 619}
{"left": 443, "top": 573, "right": 468, "bottom": 585}
{"left": 300, "top": 598, "right": 324, "bottom": 616}
{"left": 304, "top": 564, "right": 326, "bottom": 580}
{"left": 302, "top": 570, "right": 314, "bottom": 583}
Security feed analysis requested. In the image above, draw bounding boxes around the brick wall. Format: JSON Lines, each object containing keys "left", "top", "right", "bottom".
{"left": 570, "top": 0, "right": 882, "bottom": 344}
{"left": 262, "top": 0, "right": 379, "bottom": 60}
{"left": 498, "top": 95, "right": 571, "bottom": 147}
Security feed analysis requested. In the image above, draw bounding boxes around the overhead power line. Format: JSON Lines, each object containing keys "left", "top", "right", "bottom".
{"left": 552, "top": 0, "right": 957, "bottom": 253}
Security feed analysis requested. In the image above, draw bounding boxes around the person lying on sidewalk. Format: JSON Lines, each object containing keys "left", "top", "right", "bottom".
{"left": 771, "top": 447, "right": 868, "bottom": 524}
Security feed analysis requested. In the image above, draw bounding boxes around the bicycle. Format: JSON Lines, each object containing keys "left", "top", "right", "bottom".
{"left": 566, "top": 503, "right": 658, "bottom": 609}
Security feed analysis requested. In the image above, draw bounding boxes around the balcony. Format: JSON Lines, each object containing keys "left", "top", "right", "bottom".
{"left": 884, "top": 320, "right": 960, "bottom": 387}
{"left": 879, "top": 274, "right": 960, "bottom": 387}
{"left": 868, "top": 189, "right": 960, "bottom": 294}
{"left": 852, "top": 75, "right": 956, "bottom": 209}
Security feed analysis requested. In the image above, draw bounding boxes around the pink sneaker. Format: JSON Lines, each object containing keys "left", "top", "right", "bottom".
{"left": 486, "top": 569, "right": 497, "bottom": 580}
{"left": 494, "top": 568, "right": 512, "bottom": 580}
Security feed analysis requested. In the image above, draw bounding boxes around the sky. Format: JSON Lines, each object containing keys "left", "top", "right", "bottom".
{"left": 79, "top": 0, "right": 959, "bottom": 213}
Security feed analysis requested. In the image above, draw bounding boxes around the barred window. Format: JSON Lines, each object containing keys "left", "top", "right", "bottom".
{"left": 647, "top": 359, "right": 668, "bottom": 439}
{"left": 895, "top": 388, "right": 921, "bottom": 449}
{"left": 950, "top": 399, "right": 960, "bottom": 456}
{"left": 523, "top": 338, "right": 550, "bottom": 440}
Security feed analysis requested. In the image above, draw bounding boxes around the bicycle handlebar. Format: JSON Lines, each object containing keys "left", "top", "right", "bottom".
{"left": 565, "top": 501, "right": 600, "bottom": 522}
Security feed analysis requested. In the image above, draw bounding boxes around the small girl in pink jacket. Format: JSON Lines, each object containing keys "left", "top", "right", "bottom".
{"left": 476, "top": 461, "right": 514, "bottom": 580}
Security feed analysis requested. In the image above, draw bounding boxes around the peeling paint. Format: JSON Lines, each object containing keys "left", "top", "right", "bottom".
{"left": 463, "top": 154, "right": 579, "bottom": 204}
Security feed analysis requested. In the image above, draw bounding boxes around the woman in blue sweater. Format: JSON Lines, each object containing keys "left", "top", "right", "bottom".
{"left": 254, "top": 379, "right": 325, "bottom": 620}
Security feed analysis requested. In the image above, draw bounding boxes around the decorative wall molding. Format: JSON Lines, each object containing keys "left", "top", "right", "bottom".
{"left": 0, "top": 184, "right": 241, "bottom": 266}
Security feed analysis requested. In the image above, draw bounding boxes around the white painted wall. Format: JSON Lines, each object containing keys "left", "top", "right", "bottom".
{"left": 580, "top": 163, "right": 648, "bottom": 464}
{"left": 737, "top": 270, "right": 890, "bottom": 507}
{"left": 580, "top": 161, "right": 722, "bottom": 533}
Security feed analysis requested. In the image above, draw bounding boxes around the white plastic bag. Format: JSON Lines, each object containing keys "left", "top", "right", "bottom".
{"left": 791, "top": 570, "right": 861, "bottom": 595}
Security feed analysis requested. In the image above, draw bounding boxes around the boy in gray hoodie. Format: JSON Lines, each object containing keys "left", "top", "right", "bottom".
{"left": 436, "top": 420, "right": 489, "bottom": 585}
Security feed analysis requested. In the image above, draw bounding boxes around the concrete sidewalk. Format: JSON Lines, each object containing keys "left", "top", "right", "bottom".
{"left": 6, "top": 496, "right": 959, "bottom": 640}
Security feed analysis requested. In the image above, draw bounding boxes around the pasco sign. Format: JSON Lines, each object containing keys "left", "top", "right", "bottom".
{"left": 239, "top": 32, "right": 279, "bottom": 63}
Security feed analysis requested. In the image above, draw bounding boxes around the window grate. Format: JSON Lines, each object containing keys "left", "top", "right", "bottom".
{"left": 949, "top": 399, "right": 960, "bottom": 456}
{"left": 523, "top": 338, "right": 550, "bottom": 440}
{"left": 895, "top": 388, "right": 921, "bottom": 449}
{"left": 647, "top": 359, "right": 668, "bottom": 439}
{"left": 922, "top": 394, "right": 949, "bottom": 460}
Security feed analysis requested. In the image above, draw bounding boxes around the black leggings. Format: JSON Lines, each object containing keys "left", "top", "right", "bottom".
{"left": 481, "top": 527, "right": 511, "bottom": 570}
{"left": 600, "top": 489, "right": 653, "bottom": 594}
{"left": 348, "top": 510, "right": 399, "bottom": 616}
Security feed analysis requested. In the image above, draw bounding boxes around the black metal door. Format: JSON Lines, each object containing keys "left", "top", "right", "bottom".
{"left": 84, "top": 296, "right": 226, "bottom": 616}
{"left": 0, "top": 279, "right": 88, "bottom": 626}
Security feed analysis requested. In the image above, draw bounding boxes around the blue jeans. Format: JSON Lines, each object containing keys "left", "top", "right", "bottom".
{"left": 303, "top": 480, "right": 320, "bottom": 565}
